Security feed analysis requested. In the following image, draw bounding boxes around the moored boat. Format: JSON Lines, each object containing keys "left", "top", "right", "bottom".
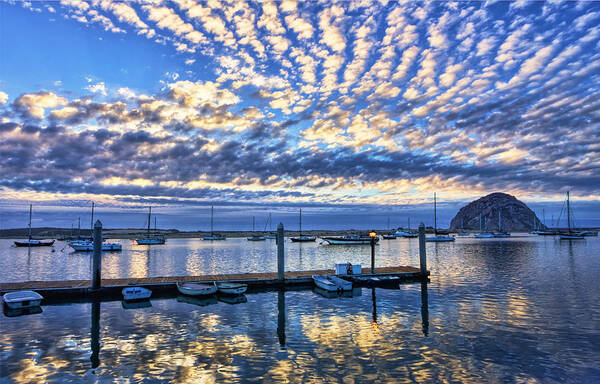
{"left": 312, "top": 275, "right": 338, "bottom": 292}
{"left": 13, "top": 205, "right": 55, "bottom": 247}
{"left": 216, "top": 282, "right": 248, "bottom": 295}
{"left": 177, "top": 282, "right": 218, "bottom": 296}
{"left": 135, "top": 207, "right": 166, "bottom": 245}
{"left": 322, "top": 235, "right": 379, "bottom": 245}
{"left": 290, "top": 208, "right": 317, "bottom": 242}
{"left": 202, "top": 206, "right": 227, "bottom": 241}
{"left": 247, "top": 216, "right": 266, "bottom": 241}
{"left": 426, "top": 193, "right": 455, "bottom": 242}
{"left": 382, "top": 234, "right": 397, "bottom": 239}
{"left": 559, "top": 191, "right": 584, "bottom": 240}
{"left": 2, "top": 290, "right": 43, "bottom": 309}
{"left": 122, "top": 286, "right": 152, "bottom": 301}
{"left": 69, "top": 240, "right": 122, "bottom": 252}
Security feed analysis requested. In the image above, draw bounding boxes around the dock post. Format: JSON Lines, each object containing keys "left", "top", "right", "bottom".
{"left": 92, "top": 220, "right": 102, "bottom": 290}
{"left": 418, "top": 222, "right": 427, "bottom": 275}
{"left": 277, "top": 223, "right": 284, "bottom": 281}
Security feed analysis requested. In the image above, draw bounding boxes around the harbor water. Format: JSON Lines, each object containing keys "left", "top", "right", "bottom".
{"left": 1, "top": 235, "right": 599, "bottom": 382}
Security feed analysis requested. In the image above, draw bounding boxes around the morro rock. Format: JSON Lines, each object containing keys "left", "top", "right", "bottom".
{"left": 449, "top": 192, "right": 545, "bottom": 232}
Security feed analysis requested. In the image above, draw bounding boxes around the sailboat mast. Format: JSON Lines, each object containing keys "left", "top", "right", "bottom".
{"left": 408, "top": 217, "right": 411, "bottom": 231}
{"left": 90, "top": 202, "right": 95, "bottom": 232}
{"left": 434, "top": 192, "right": 437, "bottom": 235}
{"left": 210, "top": 206, "right": 214, "bottom": 235}
{"left": 480, "top": 213, "right": 482, "bottom": 233}
{"left": 299, "top": 208, "right": 302, "bottom": 235}
{"left": 154, "top": 217, "right": 157, "bottom": 231}
{"left": 252, "top": 216, "right": 255, "bottom": 232}
{"left": 566, "top": 191, "right": 571, "bottom": 233}
{"left": 147, "top": 206, "right": 151, "bottom": 235}
{"left": 78, "top": 217, "right": 81, "bottom": 238}
{"left": 498, "top": 210, "right": 501, "bottom": 232}
{"left": 28, "top": 204, "right": 32, "bottom": 240}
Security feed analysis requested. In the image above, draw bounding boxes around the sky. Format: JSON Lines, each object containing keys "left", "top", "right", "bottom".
{"left": 0, "top": 0, "right": 599, "bottom": 230}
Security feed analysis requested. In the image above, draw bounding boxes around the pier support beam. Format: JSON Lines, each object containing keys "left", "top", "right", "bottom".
{"left": 277, "top": 223, "right": 285, "bottom": 281}
{"left": 418, "top": 223, "right": 427, "bottom": 275}
{"left": 92, "top": 220, "right": 102, "bottom": 290}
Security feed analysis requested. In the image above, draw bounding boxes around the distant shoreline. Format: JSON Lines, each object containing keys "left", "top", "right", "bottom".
{"left": 1, "top": 227, "right": 597, "bottom": 239}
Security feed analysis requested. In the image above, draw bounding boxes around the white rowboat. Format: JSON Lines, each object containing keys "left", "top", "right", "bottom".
{"left": 3, "top": 290, "right": 43, "bottom": 309}
{"left": 122, "top": 286, "right": 152, "bottom": 301}
{"left": 177, "top": 282, "right": 218, "bottom": 296}
{"left": 216, "top": 282, "right": 248, "bottom": 295}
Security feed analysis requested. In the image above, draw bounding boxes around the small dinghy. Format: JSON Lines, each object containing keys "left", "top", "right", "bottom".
{"left": 122, "top": 286, "right": 152, "bottom": 301}
{"left": 2, "top": 290, "right": 43, "bottom": 309}
{"left": 215, "top": 282, "right": 248, "bottom": 295}
{"left": 177, "top": 282, "right": 218, "bottom": 296}
{"left": 312, "top": 275, "right": 337, "bottom": 292}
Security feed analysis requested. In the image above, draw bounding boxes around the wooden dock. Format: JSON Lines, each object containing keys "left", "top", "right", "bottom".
{"left": 0, "top": 266, "right": 426, "bottom": 300}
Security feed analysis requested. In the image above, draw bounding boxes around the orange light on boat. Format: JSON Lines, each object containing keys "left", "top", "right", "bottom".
{"left": 369, "top": 231, "right": 377, "bottom": 238}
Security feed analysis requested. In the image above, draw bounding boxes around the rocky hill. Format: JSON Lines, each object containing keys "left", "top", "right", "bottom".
{"left": 449, "top": 192, "right": 545, "bottom": 232}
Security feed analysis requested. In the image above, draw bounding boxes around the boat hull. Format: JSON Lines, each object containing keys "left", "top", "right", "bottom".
{"left": 290, "top": 236, "right": 316, "bottom": 242}
{"left": 136, "top": 238, "right": 166, "bottom": 245}
{"left": 14, "top": 240, "right": 55, "bottom": 247}
{"left": 216, "top": 283, "right": 248, "bottom": 295}
{"left": 247, "top": 236, "right": 266, "bottom": 241}
{"left": 559, "top": 235, "right": 584, "bottom": 240}
{"left": 122, "top": 287, "right": 152, "bottom": 301}
{"left": 69, "top": 242, "right": 122, "bottom": 252}
{"left": 2, "top": 290, "right": 43, "bottom": 309}
{"left": 177, "top": 282, "right": 218, "bottom": 296}
{"left": 327, "top": 275, "right": 353, "bottom": 291}
{"left": 382, "top": 234, "right": 397, "bottom": 239}
{"left": 322, "top": 236, "right": 379, "bottom": 245}
{"left": 312, "top": 275, "right": 338, "bottom": 292}
{"left": 426, "top": 236, "right": 456, "bottom": 242}
{"left": 474, "top": 233, "right": 495, "bottom": 238}
{"left": 202, "top": 235, "right": 226, "bottom": 241}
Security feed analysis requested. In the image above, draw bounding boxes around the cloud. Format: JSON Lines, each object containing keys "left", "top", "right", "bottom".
{"left": 13, "top": 91, "right": 67, "bottom": 119}
{"left": 0, "top": 91, "right": 8, "bottom": 104}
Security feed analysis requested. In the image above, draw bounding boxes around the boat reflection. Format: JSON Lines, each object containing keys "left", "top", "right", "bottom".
{"left": 313, "top": 287, "right": 362, "bottom": 299}
{"left": 217, "top": 294, "right": 248, "bottom": 305}
{"left": 3, "top": 305, "right": 42, "bottom": 317}
{"left": 176, "top": 295, "right": 218, "bottom": 307}
{"left": 121, "top": 299, "right": 152, "bottom": 310}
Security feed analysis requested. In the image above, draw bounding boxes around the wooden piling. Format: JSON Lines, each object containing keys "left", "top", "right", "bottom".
{"left": 92, "top": 220, "right": 102, "bottom": 290}
{"left": 277, "top": 223, "right": 285, "bottom": 281}
{"left": 419, "top": 223, "right": 427, "bottom": 274}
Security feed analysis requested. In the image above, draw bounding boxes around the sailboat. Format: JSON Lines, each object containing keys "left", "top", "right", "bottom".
{"left": 291, "top": 208, "right": 316, "bottom": 242}
{"left": 136, "top": 207, "right": 166, "bottom": 245}
{"left": 14, "top": 205, "right": 55, "bottom": 247}
{"left": 403, "top": 217, "right": 418, "bottom": 238}
{"left": 426, "top": 193, "right": 455, "bottom": 242}
{"left": 68, "top": 202, "right": 122, "bottom": 251}
{"left": 264, "top": 213, "right": 276, "bottom": 239}
{"left": 474, "top": 213, "right": 494, "bottom": 238}
{"left": 247, "top": 216, "right": 266, "bottom": 241}
{"left": 559, "top": 191, "right": 584, "bottom": 240}
{"left": 203, "top": 206, "right": 226, "bottom": 240}
{"left": 493, "top": 210, "right": 510, "bottom": 237}
{"left": 382, "top": 217, "right": 397, "bottom": 239}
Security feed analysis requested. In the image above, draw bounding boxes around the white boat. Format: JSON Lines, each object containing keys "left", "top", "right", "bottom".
{"left": 312, "top": 275, "right": 338, "bottom": 292}
{"left": 327, "top": 275, "right": 352, "bottom": 291}
{"left": 559, "top": 191, "right": 584, "bottom": 240}
{"left": 135, "top": 207, "right": 166, "bottom": 245}
{"left": 322, "top": 235, "right": 379, "bottom": 245}
{"left": 122, "top": 286, "right": 152, "bottom": 301}
{"left": 216, "top": 282, "right": 248, "bottom": 295}
{"left": 474, "top": 233, "right": 495, "bottom": 238}
{"left": 177, "top": 282, "right": 218, "bottom": 296}
{"left": 69, "top": 240, "right": 122, "bottom": 252}
{"left": 426, "top": 193, "right": 455, "bottom": 242}
{"left": 202, "top": 206, "right": 226, "bottom": 241}
{"left": 2, "top": 290, "right": 43, "bottom": 309}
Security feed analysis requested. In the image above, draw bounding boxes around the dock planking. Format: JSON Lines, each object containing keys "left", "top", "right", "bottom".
{"left": 0, "top": 266, "right": 424, "bottom": 298}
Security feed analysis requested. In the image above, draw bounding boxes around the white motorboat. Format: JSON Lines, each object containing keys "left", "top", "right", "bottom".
{"left": 312, "top": 275, "right": 338, "bottom": 292}
{"left": 216, "top": 282, "right": 248, "bottom": 295}
{"left": 327, "top": 275, "right": 352, "bottom": 291}
{"left": 2, "top": 290, "right": 43, "bottom": 309}
{"left": 177, "top": 282, "right": 218, "bottom": 296}
{"left": 122, "top": 286, "right": 152, "bottom": 301}
{"left": 322, "top": 235, "right": 379, "bottom": 245}
{"left": 69, "top": 240, "right": 122, "bottom": 252}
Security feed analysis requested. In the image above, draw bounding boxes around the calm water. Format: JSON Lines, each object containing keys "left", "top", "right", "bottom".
{"left": 1, "top": 236, "right": 600, "bottom": 383}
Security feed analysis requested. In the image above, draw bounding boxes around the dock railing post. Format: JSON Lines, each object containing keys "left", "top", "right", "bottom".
{"left": 277, "top": 223, "right": 284, "bottom": 281}
{"left": 92, "top": 220, "right": 102, "bottom": 290}
{"left": 418, "top": 222, "right": 427, "bottom": 275}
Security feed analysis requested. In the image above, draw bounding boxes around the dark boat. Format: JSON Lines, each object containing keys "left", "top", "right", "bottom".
{"left": 291, "top": 208, "right": 316, "bottom": 242}
{"left": 14, "top": 205, "right": 55, "bottom": 247}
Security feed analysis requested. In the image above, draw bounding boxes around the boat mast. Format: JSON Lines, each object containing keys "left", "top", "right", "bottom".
{"left": 154, "top": 217, "right": 157, "bottom": 232}
{"left": 408, "top": 217, "right": 411, "bottom": 231}
{"left": 434, "top": 192, "right": 437, "bottom": 235}
{"left": 147, "top": 206, "right": 151, "bottom": 236}
{"left": 299, "top": 208, "right": 302, "bottom": 236}
{"left": 566, "top": 191, "right": 571, "bottom": 234}
{"left": 28, "top": 204, "right": 32, "bottom": 240}
{"left": 498, "top": 210, "right": 501, "bottom": 232}
{"left": 252, "top": 216, "right": 255, "bottom": 232}
{"left": 210, "top": 206, "right": 214, "bottom": 235}
{"left": 78, "top": 217, "right": 81, "bottom": 238}
{"left": 480, "top": 213, "right": 482, "bottom": 233}
{"left": 90, "top": 201, "right": 95, "bottom": 234}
